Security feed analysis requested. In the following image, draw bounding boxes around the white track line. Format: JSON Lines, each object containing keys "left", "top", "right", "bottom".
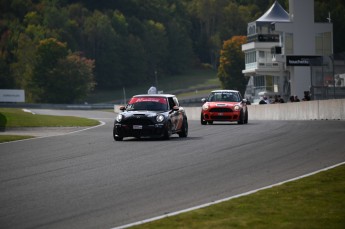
{"left": 112, "top": 161, "right": 345, "bottom": 229}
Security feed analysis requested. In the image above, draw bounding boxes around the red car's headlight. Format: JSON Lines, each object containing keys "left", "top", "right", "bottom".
{"left": 234, "top": 105, "right": 240, "bottom": 111}
{"left": 202, "top": 103, "right": 209, "bottom": 111}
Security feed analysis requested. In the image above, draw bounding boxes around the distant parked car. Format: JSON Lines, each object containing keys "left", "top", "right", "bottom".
{"left": 113, "top": 94, "right": 188, "bottom": 141}
{"left": 200, "top": 90, "right": 248, "bottom": 125}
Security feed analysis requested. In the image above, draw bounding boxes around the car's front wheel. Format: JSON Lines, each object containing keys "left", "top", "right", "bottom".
{"left": 178, "top": 118, "right": 188, "bottom": 137}
{"left": 237, "top": 110, "right": 245, "bottom": 125}
{"left": 163, "top": 121, "right": 172, "bottom": 140}
{"left": 200, "top": 113, "right": 207, "bottom": 125}
{"left": 114, "top": 136, "right": 123, "bottom": 141}
{"left": 113, "top": 128, "right": 123, "bottom": 141}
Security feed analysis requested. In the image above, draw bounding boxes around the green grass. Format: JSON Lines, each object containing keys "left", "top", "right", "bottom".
{"left": 85, "top": 68, "right": 220, "bottom": 103}
{"left": 0, "top": 108, "right": 99, "bottom": 127}
{"left": 0, "top": 108, "right": 100, "bottom": 143}
{"left": 131, "top": 164, "right": 345, "bottom": 229}
{"left": 0, "top": 135, "right": 34, "bottom": 143}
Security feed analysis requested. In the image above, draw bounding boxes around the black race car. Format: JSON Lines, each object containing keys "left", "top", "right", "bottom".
{"left": 113, "top": 94, "right": 188, "bottom": 141}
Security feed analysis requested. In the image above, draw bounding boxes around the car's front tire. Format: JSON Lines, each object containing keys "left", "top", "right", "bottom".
{"left": 163, "top": 121, "right": 172, "bottom": 140}
{"left": 178, "top": 118, "right": 188, "bottom": 137}
{"left": 200, "top": 113, "right": 207, "bottom": 125}
{"left": 113, "top": 128, "right": 123, "bottom": 141}
{"left": 244, "top": 110, "right": 248, "bottom": 124}
{"left": 238, "top": 110, "right": 245, "bottom": 124}
{"left": 114, "top": 136, "right": 123, "bottom": 141}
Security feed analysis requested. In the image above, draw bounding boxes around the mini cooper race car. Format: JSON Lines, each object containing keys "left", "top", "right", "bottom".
{"left": 201, "top": 90, "right": 248, "bottom": 125}
{"left": 113, "top": 94, "right": 188, "bottom": 141}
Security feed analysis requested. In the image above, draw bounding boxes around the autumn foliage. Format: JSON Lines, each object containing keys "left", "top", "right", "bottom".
{"left": 217, "top": 36, "right": 248, "bottom": 96}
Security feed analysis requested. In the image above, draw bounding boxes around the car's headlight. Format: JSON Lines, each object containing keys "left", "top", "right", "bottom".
{"left": 202, "top": 103, "right": 209, "bottom": 111}
{"left": 116, "top": 114, "right": 123, "bottom": 122}
{"left": 234, "top": 105, "right": 240, "bottom": 111}
{"left": 156, "top": 114, "right": 165, "bottom": 122}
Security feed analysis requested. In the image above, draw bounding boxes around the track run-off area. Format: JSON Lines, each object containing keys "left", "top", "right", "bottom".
{"left": 1, "top": 109, "right": 345, "bottom": 229}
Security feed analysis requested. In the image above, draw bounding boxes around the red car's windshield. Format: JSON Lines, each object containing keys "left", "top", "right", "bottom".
{"left": 208, "top": 92, "right": 241, "bottom": 102}
{"left": 127, "top": 97, "right": 169, "bottom": 111}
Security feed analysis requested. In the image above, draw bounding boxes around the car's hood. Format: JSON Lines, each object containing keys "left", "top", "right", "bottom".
{"left": 123, "top": 110, "right": 166, "bottom": 117}
{"left": 206, "top": 101, "right": 240, "bottom": 107}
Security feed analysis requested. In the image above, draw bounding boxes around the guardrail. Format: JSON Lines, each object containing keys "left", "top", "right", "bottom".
{"left": 247, "top": 99, "right": 345, "bottom": 120}
{"left": 185, "top": 99, "right": 345, "bottom": 121}
{"left": 115, "top": 99, "right": 345, "bottom": 120}
{"left": 2, "top": 99, "right": 345, "bottom": 120}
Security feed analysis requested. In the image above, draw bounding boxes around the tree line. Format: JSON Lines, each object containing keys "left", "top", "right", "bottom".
{"left": 1, "top": 0, "right": 344, "bottom": 103}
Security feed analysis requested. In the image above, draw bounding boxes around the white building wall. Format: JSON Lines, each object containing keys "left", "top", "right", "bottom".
{"left": 291, "top": 67, "right": 311, "bottom": 97}
{"left": 290, "top": 0, "right": 315, "bottom": 54}
{"left": 275, "top": 0, "right": 333, "bottom": 99}
{"left": 242, "top": 0, "right": 333, "bottom": 102}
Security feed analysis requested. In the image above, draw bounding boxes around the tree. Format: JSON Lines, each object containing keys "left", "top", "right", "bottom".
{"left": 29, "top": 38, "right": 95, "bottom": 103}
{"left": 51, "top": 52, "right": 95, "bottom": 103}
{"left": 217, "top": 36, "right": 247, "bottom": 95}
{"left": 142, "top": 19, "right": 169, "bottom": 83}
{"left": 166, "top": 18, "right": 194, "bottom": 74}
{"left": 83, "top": 10, "right": 121, "bottom": 89}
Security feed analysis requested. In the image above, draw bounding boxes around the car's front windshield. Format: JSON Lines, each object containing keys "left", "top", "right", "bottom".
{"left": 126, "top": 97, "right": 169, "bottom": 111}
{"left": 208, "top": 92, "right": 241, "bottom": 102}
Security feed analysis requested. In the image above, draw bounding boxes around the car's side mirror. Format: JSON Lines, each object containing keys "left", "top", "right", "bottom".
{"left": 201, "top": 98, "right": 206, "bottom": 103}
{"left": 242, "top": 99, "right": 250, "bottom": 105}
{"left": 169, "top": 105, "right": 179, "bottom": 114}
{"left": 172, "top": 106, "right": 179, "bottom": 111}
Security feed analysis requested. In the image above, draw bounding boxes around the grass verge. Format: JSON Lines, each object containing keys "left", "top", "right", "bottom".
{"left": 0, "top": 135, "right": 34, "bottom": 143}
{"left": 0, "top": 108, "right": 99, "bottom": 127}
{"left": 131, "top": 164, "right": 345, "bottom": 229}
{"left": 0, "top": 108, "right": 99, "bottom": 143}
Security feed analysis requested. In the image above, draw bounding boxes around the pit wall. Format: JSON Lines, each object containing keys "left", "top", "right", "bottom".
{"left": 117, "top": 99, "right": 345, "bottom": 121}
{"left": 185, "top": 99, "right": 345, "bottom": 121}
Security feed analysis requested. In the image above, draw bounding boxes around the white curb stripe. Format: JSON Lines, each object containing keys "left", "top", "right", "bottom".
{"left": 112, "top": 161, "right": 345, "bottom": 229}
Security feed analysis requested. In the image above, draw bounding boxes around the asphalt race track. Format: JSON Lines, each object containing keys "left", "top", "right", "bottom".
{"left": 1, "top": 110, "right": 345, "bottom": 229}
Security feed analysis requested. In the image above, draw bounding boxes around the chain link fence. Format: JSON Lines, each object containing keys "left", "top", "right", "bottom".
{"left": 310, "top": 54, "right": 345, "bottom": 100}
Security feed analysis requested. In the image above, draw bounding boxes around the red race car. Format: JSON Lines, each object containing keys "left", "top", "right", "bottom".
{"left": 201, "top": 90, "right": 248, "bottom": 125}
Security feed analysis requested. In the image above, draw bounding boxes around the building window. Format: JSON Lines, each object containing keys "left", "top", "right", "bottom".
{"left": 316, "top": 32, "right": 332, "bottom": 55}
{"left": 254, "top": 75, "right": 265, "bottom": 87}
{"left": 245, "top": 51, "right": 256, "bottom": 64}
{"left": 259, "top": 51, "right": 265, "bottom": 58}
{"left": 258, "top": 51, "right": 265, "bottom": 63}
{"left": 285, "top": 33, "right": 293, "bottom": 54}
{"left": 247, "top": 23, "right": 256, "bottom": 36}
{"left": 266, "top": 75, "right": 274, "bottom": 92}
{"left": 254, "top": 75, "right": 277, "bottom": 92}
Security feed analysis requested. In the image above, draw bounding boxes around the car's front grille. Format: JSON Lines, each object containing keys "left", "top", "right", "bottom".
{"left": 210, "top": 115, "right": 239, "bottom": 120}
{"left": 209, "top": 108, "right": 233, "bottom": 112}
{"left": 122, "top": 116, "right": 154, "bottom": 125}
{"left": 211, "top": 115, "right": 231, "bottom": 120}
